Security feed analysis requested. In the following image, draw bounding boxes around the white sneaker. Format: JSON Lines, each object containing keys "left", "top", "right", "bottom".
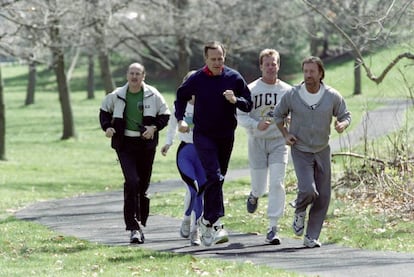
{"left": 304, "top": 235, "right": 321, "bottom": 248}
{"left": 130, "top": 229, "right": 144, "bottom": 244}
{"left": 180, "top": 219, "right": 191, "bottom": 238}
{"left": 265, "top": 226, "right": 281, "bottom": 245}
{"left": 190, "top": 228, "right": 201, "bottom": 246}
{"left": 212, "top": 220, "right": 229, "bottom": 245}
{"left": 292, "top": 211, "right": 306, "bottom": 236}
{"left": 198, "top": 218, "right": 214, "bottom": 246}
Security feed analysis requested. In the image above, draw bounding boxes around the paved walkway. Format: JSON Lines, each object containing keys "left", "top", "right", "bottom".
{"left": 15, "top": 99, "right": 413, "bottom": 277}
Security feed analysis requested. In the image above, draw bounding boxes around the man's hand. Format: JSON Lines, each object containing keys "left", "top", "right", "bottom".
{"left": 335, "top": 120, "right": 348, "bottom": 133}
{"left": 105, "top": 127, "right": 116, "bottom": 138}
{"left": 178, "top": 120, "right": 190, "bottom": 133}
{"left": 223, "top": 90, "right": 237, "bottom": 104}
{"left": 142, "top": 125, "right": 156, "bottom": 140}
{"left": 257, "top": 120, "right": 271, "bottom": 131}
{"left": 160, "top": 144, "right": 170, "bottom": 156}
{"left": 284, "top": 133, "right": 297, "bottom": 146}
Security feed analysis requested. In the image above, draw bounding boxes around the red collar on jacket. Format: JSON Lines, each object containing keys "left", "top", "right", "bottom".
{"left": 202, "top": 65, "right": 223, "bottom": 76}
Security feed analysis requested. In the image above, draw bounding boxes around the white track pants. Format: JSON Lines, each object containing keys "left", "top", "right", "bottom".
{"left": 251, "top": 162, "right": 286, "bottom": 226}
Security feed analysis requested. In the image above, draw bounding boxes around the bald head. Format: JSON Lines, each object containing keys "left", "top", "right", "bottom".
{"left": 127, "top": 62, "right": 146, "bottom": 92}
{"left": 128, "top": 63, "right": 145, "bottom": 74}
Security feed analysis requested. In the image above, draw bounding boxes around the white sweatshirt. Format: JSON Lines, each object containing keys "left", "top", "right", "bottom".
{"left": 238, "top": 78, "right": 291, "bottom": 139}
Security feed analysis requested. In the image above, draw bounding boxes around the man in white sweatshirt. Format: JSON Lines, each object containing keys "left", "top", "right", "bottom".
{"left": 238, "top": 49, "right": 292, "bottom": 245}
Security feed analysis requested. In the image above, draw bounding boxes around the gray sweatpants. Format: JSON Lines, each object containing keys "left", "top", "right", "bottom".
{"left": 291, "top": 145, "right": 331, "bottom": 240}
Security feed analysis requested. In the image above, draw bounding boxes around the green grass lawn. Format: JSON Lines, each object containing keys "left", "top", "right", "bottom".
{"left": 0, "top": 44, "right": 413, "bottom": 276}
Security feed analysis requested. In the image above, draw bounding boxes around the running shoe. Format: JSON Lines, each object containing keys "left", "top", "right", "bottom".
{"left": 304, "top": 235, "right": 321, "bottom": 248}
{"left": 246, "top": 192, "right": 258, "bottom": 213}
{"left": 190, "top": 228, "right": 201, "bottom": 246}
{"left": 292, "top": 211, "right": 306, "bottom": 236}
{"left": 212, "top": 221, "right": 229, "bottom": 244}
{"left": 180, "top": 219, "right": 191, "bottom": 238}
{"left": 198, "top": 218, "right": 214, "bottom": 246}
{"left": 265, "top": 226, "right": 281, "bottom": 245}
{"left": 130, "top": 229, "right": 144, "bottom": 244}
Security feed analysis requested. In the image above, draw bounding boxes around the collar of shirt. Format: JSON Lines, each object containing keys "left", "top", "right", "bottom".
{"left": 202, "top": 65, "right": 223, "bottom": 76}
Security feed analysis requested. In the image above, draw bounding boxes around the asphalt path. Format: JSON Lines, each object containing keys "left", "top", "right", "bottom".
{"left": 15, "top": 99, "right": 413, "bottom": 277}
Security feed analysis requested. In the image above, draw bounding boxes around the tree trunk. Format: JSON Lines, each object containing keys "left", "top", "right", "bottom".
{"left": 50, "top": 20, "right": 76, "bottom": 140}
{"left": 25, "top": 61, "right": 36, "bottom": 105}
{"left": 172, "top": 0, "right": 191, "bottom": 88}
{"left": 54, "top": 51, "right": 76, "bottom": 139}
{"left": 353, "top": 58, "right": 361, "bottom": 95}
{"left": 351, "top": 0, "right": 361, "bottom": 95}
{"left": 87, "top": 53, "right": 95, "bottom": 99}
{"left": 98, "top": 51, "right": 115, "bottom": 94}
{"left": 90, "top": 0, "right": 114, "bottom": 94}
{"left": 0, "top": 66, "right": 6, "bottom": 160}
{"left": 310, "top": 37, "right": 319, "bottom": 57}
{"left": 176, "top": 36, "right": 191, "bottom": 87}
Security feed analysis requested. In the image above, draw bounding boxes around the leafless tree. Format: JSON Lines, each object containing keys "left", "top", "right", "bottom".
{"left": 0, "top": 1, "right": 43, "bottom": 105}
{"left": 1, "top": 0, "right": 412, "bottom": 144}
{"left": 0, "top": 0, "right": 24, "bottom": 157}
{"left": 46, "top": 0, "right": 76, "bottom": 139}
{"left": 106, "top": 0, "right": 303, "bottom": 84}
{"left": 1, "top": 0, "right": 90, "bottom": 139}
{"left": 89, "top": 0, "right": 116, "bottom": 94}
{"left": 303, "top": 0, "right": 414, "bottom": 93}
{"left": 0, "top": 65, "right": 5, "bottom": 160}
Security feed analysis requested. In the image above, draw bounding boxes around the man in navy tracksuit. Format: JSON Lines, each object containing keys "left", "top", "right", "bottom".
{"left": 174, "top": 41, "right": 252, "bottom": 246}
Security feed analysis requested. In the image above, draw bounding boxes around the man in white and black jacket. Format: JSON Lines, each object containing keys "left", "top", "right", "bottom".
{"left": 99, "top": 62, "right": 170, "bottom": 244}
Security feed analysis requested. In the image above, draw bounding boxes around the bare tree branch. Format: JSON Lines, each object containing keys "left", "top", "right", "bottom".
{"left": 332, "top": 152, "right": 414, "bottom": 167}
{"left": 302, "top": 0, "right": 414, "bottom": 84}
{"left": 116, "top": 21, "right": 175, "bottom": 69}
{"left": 66, "top": 46, "right": 81, "bottom": 82}
{"left": 332, "top": 152, "right": 386, "bottom": 165}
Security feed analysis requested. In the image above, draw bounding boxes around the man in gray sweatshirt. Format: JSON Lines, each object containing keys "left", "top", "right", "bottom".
{"left": 273, "top": 56, "right": 351, "bottom": 248}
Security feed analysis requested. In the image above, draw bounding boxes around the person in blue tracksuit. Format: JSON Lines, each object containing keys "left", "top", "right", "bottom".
{"left": 161, "top": 71, "right": 205, "bottom": 246}
{"left": 174, "top": 41, "right": 253, "bottom": 246}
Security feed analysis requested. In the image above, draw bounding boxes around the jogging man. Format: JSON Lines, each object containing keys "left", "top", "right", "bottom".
{"left": 99, "top": 62, "right": 170, "bottom": 244}
{"left": 238, "top": 48, "right": 291, "bottom": 245}
{"left": 175, "top": 41, "right": 252, "bottom": 246}
{"left": 274, "top": 56, "right": 351, "bottom": 248}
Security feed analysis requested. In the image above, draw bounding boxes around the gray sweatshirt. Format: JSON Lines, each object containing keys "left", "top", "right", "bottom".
{"left": 273, "top": 83, "right": 351, "bottom": 153}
